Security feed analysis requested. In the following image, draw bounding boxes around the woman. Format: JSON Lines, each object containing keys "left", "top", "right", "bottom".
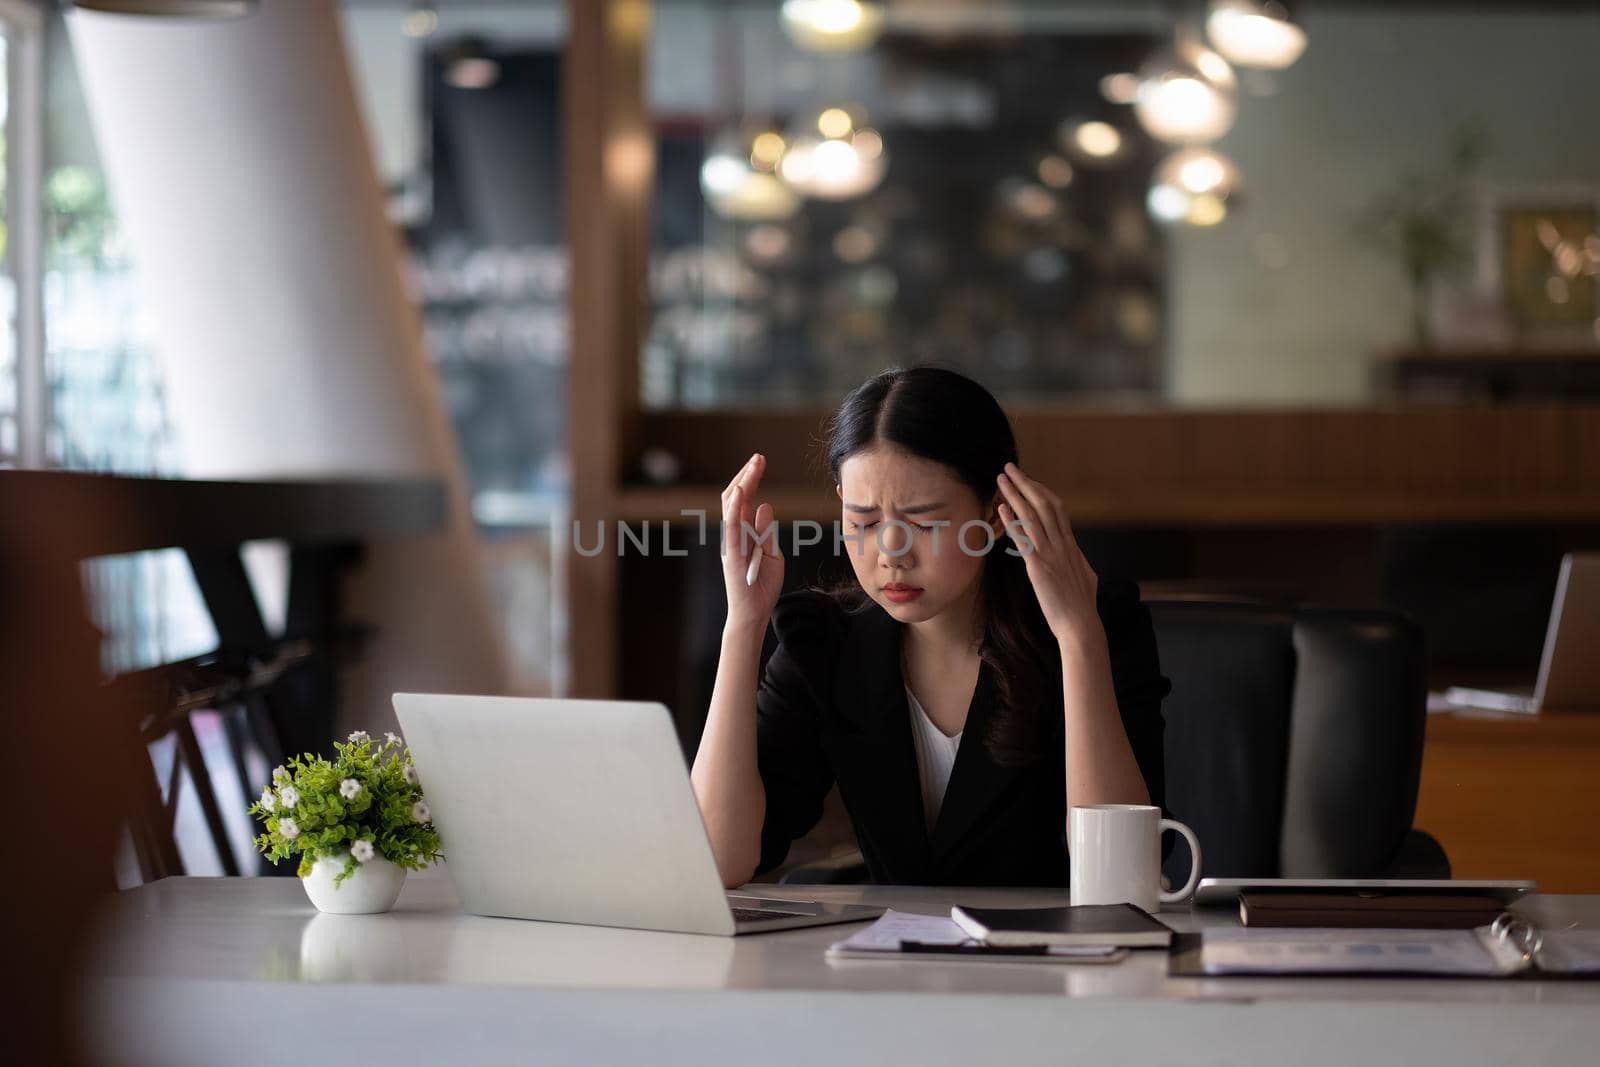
{"left": 690, "top": 366, "right": 1171, "bottom": 888}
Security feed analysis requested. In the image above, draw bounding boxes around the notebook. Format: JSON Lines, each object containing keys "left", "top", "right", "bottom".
{"left": 950, "top": 903, "right": 1174, "bottom": 948}
{"left": 826, "top": 910, "right": 1129, "bottom": 964}
{"left": 1238, "top": 890, "right": 1506, "bottom": 929}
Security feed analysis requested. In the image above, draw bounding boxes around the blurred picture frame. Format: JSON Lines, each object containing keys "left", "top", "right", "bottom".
{"left": 1476, "top": 184, "right": 1600, "bottom": 345}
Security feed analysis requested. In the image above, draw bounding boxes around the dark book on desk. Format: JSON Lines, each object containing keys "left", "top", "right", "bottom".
{"left": 1238, "top": 891, "right": 1506, "bottom": 929}
{"left": 950, "top": 904, "right": 1173, "bottom": 948}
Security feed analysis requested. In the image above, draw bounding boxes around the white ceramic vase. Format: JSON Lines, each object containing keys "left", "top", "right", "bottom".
{"left": 300, "top": 852, "right": 406, "bottom": 914}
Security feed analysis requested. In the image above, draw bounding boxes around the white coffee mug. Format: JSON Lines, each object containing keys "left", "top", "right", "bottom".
{"left": 1069, "top": 804, "right": 1202, "bottom": 913}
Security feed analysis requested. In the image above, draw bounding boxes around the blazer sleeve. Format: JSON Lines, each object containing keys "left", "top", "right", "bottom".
{"left": 752, "top": 588, "right": 841, "bottom": 877}
{"left": 1098, "top": 579, "right": 1176, "bottom": 859}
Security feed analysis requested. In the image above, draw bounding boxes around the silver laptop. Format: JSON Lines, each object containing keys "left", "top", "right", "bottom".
{"left": 392, "top": 692, "right": 883, "bottom": 936}
{"left": 1443, "top": 552, "right": 1600, "bottom": 714}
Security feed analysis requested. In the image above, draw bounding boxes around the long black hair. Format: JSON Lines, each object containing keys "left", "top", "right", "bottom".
{"left": 814, "top": 365, "right": 1058, "bottom": 767}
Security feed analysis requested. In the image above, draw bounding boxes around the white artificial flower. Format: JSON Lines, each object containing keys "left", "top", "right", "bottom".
{"left": 348, "top": 730, "right": 371, "bottom": 745}
{"left": 272, "top": 765, "right": 289, "bottom": 783}
{"left": 259, "top": 788, "right": 276, "bottom": 812}
{"left": 351, "top": 839, "right": 375, "bottom": 863}
{"left": 411, "top": 800, "right": 432, "bottom": 824}
{"left": 278, "top": 818, "right": 300, "bottom": 840}
{"left": 384, "top": 732, "right": 401, "bottom": 746}
{"left": 279, "top": 785, "right": 300, "bottom": 809}
{"left": 339, "top": 778, "right": 361, "bottom": 800}
{"left": 403, "top": 763, "right": 419, "bottom": 785}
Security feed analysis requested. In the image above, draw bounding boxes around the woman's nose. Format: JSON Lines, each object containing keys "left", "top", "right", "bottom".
{"left": 878, "top": 521, "right": 915, "bottom": 559}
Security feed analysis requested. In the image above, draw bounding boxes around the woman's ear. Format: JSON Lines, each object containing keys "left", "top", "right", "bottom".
{"left": 835, "top": 483, "right": 843, "bottom": 501}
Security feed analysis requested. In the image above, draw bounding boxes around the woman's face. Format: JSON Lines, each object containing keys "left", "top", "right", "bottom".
{"left": 836, "top": 444, "right": 1001, "bottom": 625}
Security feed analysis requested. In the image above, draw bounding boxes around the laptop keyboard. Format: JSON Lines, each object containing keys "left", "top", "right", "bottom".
{"left": 731, "top": 906, "right": 809, "bottom": 922}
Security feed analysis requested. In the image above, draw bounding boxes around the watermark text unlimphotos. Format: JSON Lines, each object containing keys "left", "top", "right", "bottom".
{"left": 570, "top": 511, "right": 1036, "bottom": 559}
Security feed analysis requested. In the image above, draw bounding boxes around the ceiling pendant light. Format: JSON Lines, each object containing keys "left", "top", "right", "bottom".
{"left": 780, "top": 1, "right": 885, "bottom": 54}
{"left": 1134, "top": 31, "right": 1237, "bottom": 145}
{"left": 778, "top": 106, "right": 886, "bottom": 201}
{"left": 701, "top": 131, "right": 803, "bottom": 221}
{"left": 1057, "top": 118, "right": 1127, "bottom": 168}
{"left": 1147, "top": 146, "right": 1241, "bottom": 226}
{"left": 1206, "top": 1, "right": 1308, "bottom": 71}
{"left": 70, "top": 0, "right": 257, "bottom": 15}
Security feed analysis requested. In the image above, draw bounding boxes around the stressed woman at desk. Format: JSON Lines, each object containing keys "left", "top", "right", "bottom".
{"left": 690, "top": 366, "right": 1172, "bottom": 888}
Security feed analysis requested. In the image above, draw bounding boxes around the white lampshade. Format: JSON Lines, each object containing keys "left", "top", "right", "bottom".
{"left": 1206, "top": 1, "right": 1308, "bottom": 71}
{"left": 1148, "top": 147, "right": 1241, "bottom": 226}
{"left": 701, "top": 135, "right": 802, "bottom": 221}
{"left": 1134, "top": 38, "right": 1237, "bottom": 145}
{"left": 780, "top": 1, "right": 885, "bottom": 53}
{"left": 777, "top": 113, "right": 887, "bottom": 201}
{"left": 1057, "top": 119, "right": 1127, "bottom": 167}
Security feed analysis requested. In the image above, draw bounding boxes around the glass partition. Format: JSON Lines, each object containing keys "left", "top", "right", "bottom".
{"left": 645, "top": 1, "right": 1166, "bottom": 409}
{"left": 642, "top": 2, "right": 1600, "bottom": 409}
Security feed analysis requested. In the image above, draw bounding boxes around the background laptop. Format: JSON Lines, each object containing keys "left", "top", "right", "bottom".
{"left": 392, "top": 692, "right": 883, "bottom": 936}
{"left": 1443, "top": 552, "right": 1600, "bottom": 714}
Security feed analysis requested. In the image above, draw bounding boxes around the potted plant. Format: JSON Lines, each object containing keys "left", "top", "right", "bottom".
{"left": 1353, "top": 120, "right": 1492, "bottom": 349}
{"left": 249, "top": 731, "right": 443, "bottom": 914}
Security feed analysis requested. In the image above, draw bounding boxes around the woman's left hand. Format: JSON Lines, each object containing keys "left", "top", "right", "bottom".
{"left": 995, "top": 461, "right": 1102, "bottom": 647}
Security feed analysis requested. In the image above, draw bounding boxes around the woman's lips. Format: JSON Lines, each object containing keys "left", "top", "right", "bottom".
{"left": 883, "top": 585, "right": 923, "bottom": 603}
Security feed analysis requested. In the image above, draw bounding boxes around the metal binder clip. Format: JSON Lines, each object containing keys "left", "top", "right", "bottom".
{"left": 1490, "top": 913, "right": 1544, "bottom": 965}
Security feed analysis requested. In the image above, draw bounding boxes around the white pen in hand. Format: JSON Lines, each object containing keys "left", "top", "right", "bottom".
{"left": 745, "top": 548, "right": 762, "bottom": 587}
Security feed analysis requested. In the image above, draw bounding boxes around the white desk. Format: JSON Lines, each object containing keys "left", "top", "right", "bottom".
{"left": 83, "top": 877, "right": 1600, "bottom": 1066}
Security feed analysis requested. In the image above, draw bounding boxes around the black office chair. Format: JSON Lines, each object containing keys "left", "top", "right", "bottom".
{"left": 1150, "top": 599, "right": 1450, "bottom": 886}
{"left": 777, "top": 597, "right": 1451, "bottom": 886}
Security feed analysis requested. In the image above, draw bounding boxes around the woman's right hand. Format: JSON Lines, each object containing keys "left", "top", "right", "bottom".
{"left": 722, "top": 452, "right": 785, "bottom": 632}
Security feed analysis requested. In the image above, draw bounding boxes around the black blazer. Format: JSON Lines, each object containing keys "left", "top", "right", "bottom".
{"left": 753, "top": 579, "right": 1173, "bottom": 886}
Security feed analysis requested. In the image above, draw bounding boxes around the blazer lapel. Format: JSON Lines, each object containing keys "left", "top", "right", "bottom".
{"left": 928, "top": 661, "right": 1024, "bottom": 861}
{"left": 829, "top": 603, "right": 932, "bottom": 881}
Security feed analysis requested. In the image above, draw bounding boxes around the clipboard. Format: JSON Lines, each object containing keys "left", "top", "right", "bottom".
{"left": 1168, "top": 915, "right": 1600, "bottom": 979}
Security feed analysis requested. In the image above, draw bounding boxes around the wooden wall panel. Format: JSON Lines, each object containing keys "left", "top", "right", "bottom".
{"left": 630, "top": 406, "right": 1600, "bottom": 526}
{"left": 563, "top": 0, "right": 652, "bottom": 697}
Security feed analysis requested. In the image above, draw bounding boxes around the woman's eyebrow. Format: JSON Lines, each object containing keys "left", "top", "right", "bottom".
{"left": 842, "top": 501, "right": 947, "bottom": 514}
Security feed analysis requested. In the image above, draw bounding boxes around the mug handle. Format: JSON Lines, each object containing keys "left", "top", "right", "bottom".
{"left": 1157, "top": 819, "right": 1203, "bottom": 904}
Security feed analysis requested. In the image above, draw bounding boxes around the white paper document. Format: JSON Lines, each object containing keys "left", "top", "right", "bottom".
{"left": 826, "top": 909, "right": 1125, "bottom": 963}
{"left": 1199, "top": 928, "right": 1511, "bottom": 976}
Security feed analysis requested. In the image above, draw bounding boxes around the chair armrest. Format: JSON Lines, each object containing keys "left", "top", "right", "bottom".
{"left": 1380, "top": 828, "right": 1452, "bottom": 880}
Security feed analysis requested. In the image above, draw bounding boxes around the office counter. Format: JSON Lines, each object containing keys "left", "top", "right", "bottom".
{"left": 83, "top": 877, "right": 1600, "bottom": 1066}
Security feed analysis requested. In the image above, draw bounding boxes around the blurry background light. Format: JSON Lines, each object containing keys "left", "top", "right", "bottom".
{"left": 702, "top": 134, "right": 803, "bottom": 220}
{"left": 833, "top": 225, "right": 879, "bottom": 263}
{"left": 1037, "top": 155, "right": 1074, "bottom": 189}
{"left": 1007, "top": 182, "right": 1058, "bottom": 221}
{"left": 1060, "top": 119, "right": 1125, "bottom": 166}
{"left": 441, "top": 37, "right": 501, "bottom": 91}
{"left": 750, "top": 130, "right": 787, "bottom": 170}
{"left": 445, "top": 56, "right": 501, "bottom": 91}
{"left": 744, "top": 224, "right": 794, "bottom": 262}
{"left": 780, "top": 0, "right": 885, "bottom": 53}
{"left": 1188, "top": 193, "right": 1228, "bottom": 226}
{"left": 851, "top": 128, "right": 884, "bottom": 161}
{"left": 1134, "top": 36, "right": 1237, "bottom": 144}
{"left": 401, "top": 5, "right": 438, "bottom": 39}
{"left": 1148, "top": 148, "right": 1240, "bottom": 226}
{"left": 778, "top": 109, "right": 888, "bottom": 200}
{"left": 817, "top": 107, "right": 854, "bottom": 139}
{"left": 1099, "top": 72, "right": 1141, "bottom": 106}
{"left": 1157, "top": 145, "right": 1239, "bottom": 196}
{"left": 1206, "top": 1, "right": 1308, "bottom": 71}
